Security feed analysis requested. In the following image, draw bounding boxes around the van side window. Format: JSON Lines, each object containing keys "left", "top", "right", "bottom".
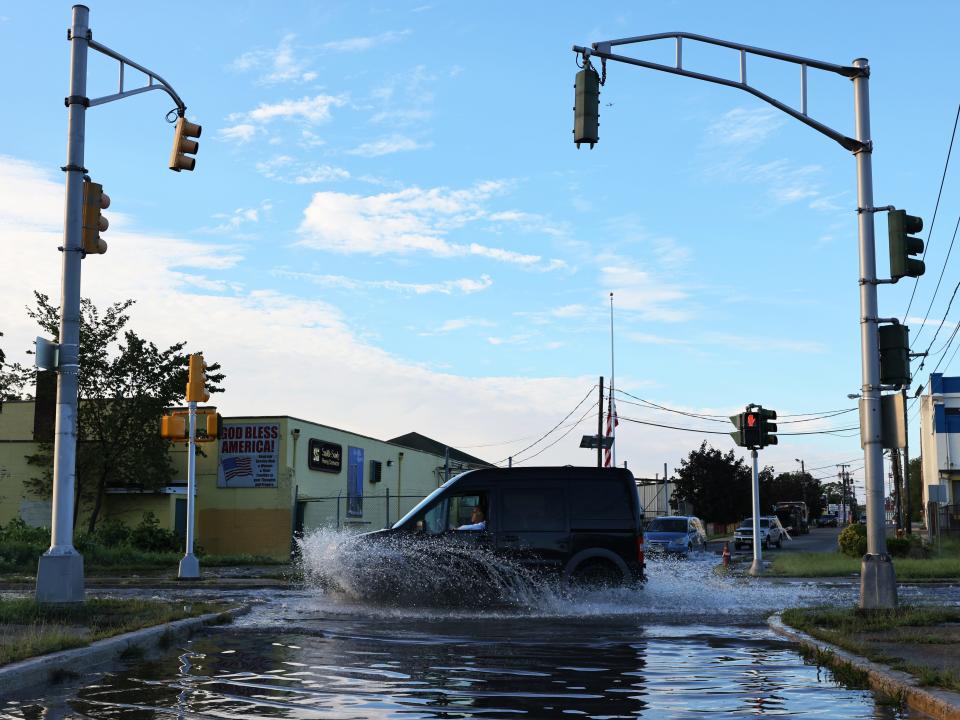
{"left": 567, "top": 480, "right": 633, "bottom": 526}
{"left": 500, "top": 490, "right": 565, "bottom": 532}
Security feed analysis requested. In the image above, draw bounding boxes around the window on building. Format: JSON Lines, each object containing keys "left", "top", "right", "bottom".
{"left": 347, "top": 446, "right": 364, "bottom": 517}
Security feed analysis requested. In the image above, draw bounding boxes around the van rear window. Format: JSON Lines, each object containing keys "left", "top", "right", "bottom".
{"left": 567, "top": 480, "right": 634, "bottom": 526}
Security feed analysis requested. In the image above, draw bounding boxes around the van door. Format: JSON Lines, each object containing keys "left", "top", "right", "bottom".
{"left": 417, "top": 489, "right": 494, "bottom": 551}
{"left": 496, "top": 486, "right": 568, "bottom": 571}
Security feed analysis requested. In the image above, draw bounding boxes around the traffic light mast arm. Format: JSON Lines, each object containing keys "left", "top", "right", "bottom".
{"left": 84, "top": 36, "right": 186, "bottom": 113}
{"left": 572, "top": 32, "right": 866, "bottom": 153}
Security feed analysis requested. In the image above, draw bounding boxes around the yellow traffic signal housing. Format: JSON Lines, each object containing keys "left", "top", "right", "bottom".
{"left": 160, "top": 414, "right": 186, "bottom": 439}
{"left": 81, "top": 180, "right": 110, "bottom": 255}
{"left": 185, "top": 353, "right": 210, "bottom": 403}
{"left": 169, "top": 116, "right": 202, "bottom": 172}
{"left": 204, "top": 412, "right": 222, "bottom": 439}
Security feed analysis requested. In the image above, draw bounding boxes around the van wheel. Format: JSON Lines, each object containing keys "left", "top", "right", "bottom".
{"left": 571, "top": 560, "right": 623, "bottom": 588}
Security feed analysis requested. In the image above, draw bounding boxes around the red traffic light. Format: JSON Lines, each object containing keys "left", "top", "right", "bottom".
{"left": 746, "top": 413, "right": 757, "bottom": 428}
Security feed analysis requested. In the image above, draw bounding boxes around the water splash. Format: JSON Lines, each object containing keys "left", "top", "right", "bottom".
{"left": 295, "top": 529, "right": 846, "bottom": 620}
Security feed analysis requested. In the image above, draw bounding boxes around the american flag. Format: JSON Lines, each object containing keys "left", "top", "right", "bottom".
{"left": 604, "top": 395, "right": 618, "bottom": 468}
{"left": 222, "top": 456, "right": 253, "bottom": 482}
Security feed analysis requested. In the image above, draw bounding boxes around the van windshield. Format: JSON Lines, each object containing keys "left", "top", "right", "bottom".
{"left": 392, "top": 473, "right": 466, "bottom": 529}
{"left": 647, "top": 518, "right": 687, "bottom": 533}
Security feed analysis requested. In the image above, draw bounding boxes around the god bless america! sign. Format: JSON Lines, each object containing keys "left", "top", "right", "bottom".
{"left": 217, "top": 423, "right": 280, "bottom": 488}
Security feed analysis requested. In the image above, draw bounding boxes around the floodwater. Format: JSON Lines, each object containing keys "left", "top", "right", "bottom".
{"left": 1, "top": 531, "right": 945, "bottom": 719}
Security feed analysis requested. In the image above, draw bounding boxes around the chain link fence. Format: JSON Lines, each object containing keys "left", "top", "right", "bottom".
{"left": 296, "top": 493, "right": 431, "bottom": 534}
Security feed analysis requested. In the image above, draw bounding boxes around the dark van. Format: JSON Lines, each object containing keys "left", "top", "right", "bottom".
{"left": 370, "top": 466, "right": 645, "bottom": 585}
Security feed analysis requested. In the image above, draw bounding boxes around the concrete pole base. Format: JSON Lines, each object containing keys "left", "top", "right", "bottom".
{"left": 749, "top": 559, "right": 764, "bottom": 576}
{"left": 859, "top": 553, "right": 897, "bottom": 609}
{"left": 178, "top": 553, "right": 200, "bottom": 580}
{"left": 36, "top": 553, "right": 85, "bottom": 603}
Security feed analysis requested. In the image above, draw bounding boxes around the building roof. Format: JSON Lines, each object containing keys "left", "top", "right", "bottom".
{"left": 387, "top": 432, "right": 493, "bottom": 468}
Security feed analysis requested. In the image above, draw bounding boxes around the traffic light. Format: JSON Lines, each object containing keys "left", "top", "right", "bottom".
{"left": 169, "top": 116, "right": 202, "bottom": 172}
{"left": 888, "top": 209, "right": 925, "bottom": 280}
{"left": 81, "top": 179, "right": 109, "bottom": 255}
{"left": 203, "top": 411, "right": 222, "bottom": 440}
{"left": 160, "top": 414, "right": 186, "bottom": 440}
{"left": 573, "top": 66, "right": 600, "bottom": 148}
{"left": 879, "top": 323, "right": 911, "bottom": 387}
{"left": 759, "top": 408, "right": 778, "bottom": 447}
{"left": 730, "top": 411, "right": 761, "bottom": 448}
{"left": 185, "top": 353, "right": 210, "bottom": 403}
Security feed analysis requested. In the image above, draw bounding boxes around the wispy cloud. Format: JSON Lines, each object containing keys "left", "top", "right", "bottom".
{"left": 701, "top": 331, "right": 826, "bottom": 354}
{"left": 256, "top": 155, "right": 351, "bottom": 184}
{"left": 322, "top": 30, "right": 410, "bottom": 52}
{"left": 600, "top": 264, "right": 691, "bottom": 323}
{"left": 217, "top": 123, "right": 258, "bottom": 144}
{"left": 231, "top": 34, "right": 317, "bottom": 84}
{"left": 419, "top": 317, "right": 496, "bottom": 336}
{"left": 348, "top": 135, "right": 430, "bottom": 157}
{"left": 201, "top": 202, "right": 273, "bottom": 235}
{"left": 219, "top": 94, "right": 347, "bottom": 144}
{"left": 274, "top": 270, "right": 493, "bottom": 295}
{"left": 706, "top": 107, "right": 784, "bottom": 147}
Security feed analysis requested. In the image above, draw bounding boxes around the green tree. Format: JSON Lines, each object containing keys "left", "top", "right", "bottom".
{"left": 670, "top": 442, "right": 753, "bottom": 525}
{"left": 908, "top": 456, "right": 923, "bottom": 523}
{"left": 0, "top": 331, "right": 33, "bottom": 401}
{"left": 760, "top": 471, "right": 825, "bottom": 518}
{"left": 17, "top": 292, "right": 225, "bottom": 533}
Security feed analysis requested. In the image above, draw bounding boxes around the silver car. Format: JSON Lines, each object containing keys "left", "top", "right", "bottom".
{"left": 733, "top": 516, "right": 785, "bottom": 550}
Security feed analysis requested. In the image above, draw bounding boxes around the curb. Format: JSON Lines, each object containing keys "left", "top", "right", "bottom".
{"left": 769, "top": 612, "right": 960, "bottom": 720}
{"left": 0, "top": 604, "right": 250, "bottom": 697}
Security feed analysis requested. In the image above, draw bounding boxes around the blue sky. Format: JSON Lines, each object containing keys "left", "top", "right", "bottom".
{"left": 4, "top": 1, "right": 960, "bottom": 499}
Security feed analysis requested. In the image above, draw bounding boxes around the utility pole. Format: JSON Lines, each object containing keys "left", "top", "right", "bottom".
{"left": 750, "top": 448, "right": 762, "bottom": 576}
{"left": 663, "top": 461, "right": 668, "bottom": 515}
{"left": 891, "top": 449, "right": 903, "bottom": 534}
{"left": 597, "top": 376, "right": 604, "bottom": 468}
{"left": 36, "top": 5, "right": 195, "bottom": 603}
{"left": 837, "top": 464, "right": 851, "bottom": 525}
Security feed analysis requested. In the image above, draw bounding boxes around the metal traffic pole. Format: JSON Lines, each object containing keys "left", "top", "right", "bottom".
{"left": 178, "top": 401, "right": 200, "bottom": 579}
{"left": 749, "top": 448, "right": 763, "bottom": 576}
{"left": 36, "top": 4, "right": 90, "bottom": 604}
{"left": 852, "top": 58, "right": 897, "bottom": 608}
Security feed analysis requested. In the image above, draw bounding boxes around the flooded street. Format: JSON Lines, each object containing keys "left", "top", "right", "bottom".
{"left": 1, "top": 542, "right": 951, "bottom": 719}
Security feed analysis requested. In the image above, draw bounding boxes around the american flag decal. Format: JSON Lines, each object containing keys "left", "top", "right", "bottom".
{"left": 222, "top": 456, "right": 253, "bottom": 482}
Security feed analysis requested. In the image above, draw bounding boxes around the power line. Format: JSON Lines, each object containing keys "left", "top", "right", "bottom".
{"left": 911, "top": 215, "right": 960, "bottom": 347}
{"left": 617, "top": 413, "right": 858, "bottom": 437}
{"left": 509, "top": 408, "right": 598, "bottom": 466}
{"left": 493, "top": 384, "right": 597, "bottom": 465}
{"left": 904, "top": 102, "right": 960, "bottom": 323}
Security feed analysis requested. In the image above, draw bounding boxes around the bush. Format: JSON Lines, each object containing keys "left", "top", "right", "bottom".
{"left": 838, "top": 523, "right": 867, "bottom": 558}
{"left": 0, "top": 518, "right": 50, "bottom": 545}
{"left": 129, "top": 512, "right": 181, "bottom": 553}
{"left": 94, "top": 518, "right": 132, "bottom": 547}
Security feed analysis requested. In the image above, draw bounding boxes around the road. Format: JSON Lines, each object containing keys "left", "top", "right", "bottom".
{"left": 708, "top": 526, "right": 842, "bottom": 555}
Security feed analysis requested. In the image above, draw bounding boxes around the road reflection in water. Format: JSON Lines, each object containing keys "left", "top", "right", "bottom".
{"left": 0, "top": 551, "right": 931, "bottom": 719}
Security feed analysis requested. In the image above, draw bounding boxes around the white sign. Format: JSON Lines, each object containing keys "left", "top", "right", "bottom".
{"left": 218, "top": 423, "right": 280, "bottom": 488}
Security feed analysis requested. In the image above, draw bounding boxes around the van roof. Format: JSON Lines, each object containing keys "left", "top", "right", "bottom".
{"left": 454, "top": 466, "right": 635, "bottom": 482}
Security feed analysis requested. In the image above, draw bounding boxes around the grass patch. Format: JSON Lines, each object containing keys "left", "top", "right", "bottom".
{"left": 783, "top": 605, "right": 960, "bottom": 692}
{"left": 770, "top": 551, "right": 960, "bottom": 579}
{"left": 0, "top": 598, "right": 227, "bottom": 666}
{"left": 0, "top": 541, "right": 286, "bottom": 576}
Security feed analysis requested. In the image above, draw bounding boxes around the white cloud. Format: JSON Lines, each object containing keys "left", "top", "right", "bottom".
{"left": 600, "top": 265, "right": 691, "bottom": 323}
{"left": 217, "top": 124, "right": 258, "bottom": 144}
{"left": 322, "top": 30, "right": 410, "bottom": 53}
{"left": 203, "top": 202, "right": 272, "bottom": 234}
{"left": 274, "top": 270, "right": 493, "bottom": 295}
{"left": 701, "top": 331, "right": 826, "bottom": 354}
{"left": 348, "top": 135, "right": 430, "bottom": 157}
{"left": 239, "top": 95, "right": 347, "bottom": 125}
{"left": 420, "top": 317, "right": 496, "bottom": 336}
{"left": 256, "top": 156, "right": 350, "bottom": 184}
{"left": 297, "top": 183, "right": 567, "bottom": 270}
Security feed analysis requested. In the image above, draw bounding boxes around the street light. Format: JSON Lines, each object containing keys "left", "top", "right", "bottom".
{"left": 572, "top": 32, "right": 895, "bottom": 608}
{"left": 37, "top": 5, "right": 196, "bottom": 604}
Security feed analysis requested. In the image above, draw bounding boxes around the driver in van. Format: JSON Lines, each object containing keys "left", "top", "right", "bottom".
{"left": 456, "top": 506, "right": 486, "bottom": 531}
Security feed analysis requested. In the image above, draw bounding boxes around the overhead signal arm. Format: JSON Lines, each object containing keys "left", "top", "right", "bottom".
{"left": 572, "top": 32, "right": 865, "bottom": 153}
{"left": 84, "top": 35, "right": 187, "bottom": 113}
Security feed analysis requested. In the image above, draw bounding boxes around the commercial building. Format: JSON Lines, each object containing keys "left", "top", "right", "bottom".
{"left": 0, "top": 398, "right": 491, "bottom": 559}
{"left": 920, "top": 373, "right": 960, "bottom": 507}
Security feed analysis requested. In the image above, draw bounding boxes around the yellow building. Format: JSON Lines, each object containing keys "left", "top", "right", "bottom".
{"left": 0, "top": 399, "right": 490, "bottom": 559}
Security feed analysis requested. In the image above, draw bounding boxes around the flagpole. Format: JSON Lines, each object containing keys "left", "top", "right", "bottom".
{"left": 609, "top": 292, "right": 616, "bottom": 468}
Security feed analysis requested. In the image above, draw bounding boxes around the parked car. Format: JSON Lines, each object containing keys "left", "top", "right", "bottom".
{"left": 644, "top": 516, "right": 707, "bottom": 557}
{"left": 816, "top": 514, "right": 839, "bottom": 527}
{"left": 733, "top": 516, "right": 786, "bottom": 550}
{"left": 351, "top": 466, "right": 646, "bottom": 590}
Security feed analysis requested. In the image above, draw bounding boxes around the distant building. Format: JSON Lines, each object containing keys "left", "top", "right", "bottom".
{"left": 919, "top": 373, "right": 960, "bottom": 507}
{"left": 0, "top": 398, "right": 491, "bottom": 559}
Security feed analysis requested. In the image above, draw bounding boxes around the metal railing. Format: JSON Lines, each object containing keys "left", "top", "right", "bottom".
{"left": 296, "top": 492, "right": 430, "bottom": 533}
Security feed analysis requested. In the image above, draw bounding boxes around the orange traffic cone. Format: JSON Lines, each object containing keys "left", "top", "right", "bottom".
{"left": 722, "top": 542, "right": 731, "bottom": 567}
